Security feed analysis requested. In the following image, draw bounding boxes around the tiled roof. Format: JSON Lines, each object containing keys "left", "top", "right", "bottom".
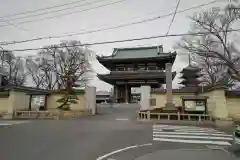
{"left": 181, "top": 65, "right": 201, "bottom": 73}
{"left": 96, "top": 91, "right": 111, "bottom": 96}
{"left": 98, "top": 45, "right": 176, "bottom": 60}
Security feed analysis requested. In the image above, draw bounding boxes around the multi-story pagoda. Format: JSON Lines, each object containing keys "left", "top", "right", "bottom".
{"left": 97, "top": 45, "right": 177, "bottom": 103}
{"left": 179, "top": 65, "right": 202, "bottom": 92}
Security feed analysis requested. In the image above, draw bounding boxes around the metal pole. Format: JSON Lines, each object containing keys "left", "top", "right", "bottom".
{"left": 0, "top": 46, "right": 4, "bottom": 68}
{"left": 0, "top": 46, "right": 4, "bottom": 88}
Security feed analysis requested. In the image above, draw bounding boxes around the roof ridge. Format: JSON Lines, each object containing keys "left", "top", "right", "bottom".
{"left": 113, "top": 45, "right": 163, "bottom": 51}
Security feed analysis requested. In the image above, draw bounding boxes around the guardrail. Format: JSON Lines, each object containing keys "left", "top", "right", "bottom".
{"left": 13, "top": 110, "right": 91, "bottom": 120}
{"left": 14, "top": 111, "right": 56, "bottom": 119}
{"left": 137, "top": 111, "right": 212, "bottom": 122}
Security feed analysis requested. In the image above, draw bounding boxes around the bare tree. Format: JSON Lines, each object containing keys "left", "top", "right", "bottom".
{"left": 177, "top": 2, "right": 240, "bottom": 84}
{"left": 26, "top": 40, "right": 95, "bottom": 93}
{"left": 0, "top": 51, "right": 26, "bottom": 86}
{"left": 39, "top": 40, "right": 94, "bottom": 90}
{"left": 191, "top": 54, "right": 234, "bottom": 87}
{"left": 25, "top": 56, "right": 45, "bottom": 88}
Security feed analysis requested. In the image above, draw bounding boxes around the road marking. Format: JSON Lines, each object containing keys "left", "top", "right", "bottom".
{"left": 116, "top": 118, "right": 129, "bottom": 121}
{"left": 153, "top": 138, "right": 231, "bottom": 146}
{"left": 153, "top": 126, "right": 216, "bottom": 131}
{"left": 153, "top": 134, "right": 233, "bottom": 140}
{"left": 0, "top": 121, "right": 31, "bottom": 126}
{"left": 0, "top": 123, "right": 13, "bottom": 126}
{"left": 153, "top": 124, "right": 232, "bottom": 146}
{"left": 153, "top": 131, "right": 232, "bottom": 137}
{"left": 153, "top": 128, "right": 226, "bottom": 134}
{"left": 96, "top": 143, "right": 152, "bottom": 160}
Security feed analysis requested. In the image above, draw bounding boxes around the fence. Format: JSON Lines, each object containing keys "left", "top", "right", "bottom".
{"left": 13, "top": 110, "right": 91, "bottom": 120}
{"left": 137, "top": 111, "right": 212, "bottom": 122}
{"left": 14, "top": 111, "right": 56, "bottom": 119}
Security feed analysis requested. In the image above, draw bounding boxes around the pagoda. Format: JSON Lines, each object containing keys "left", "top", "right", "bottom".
{"left": 97, "top": 45, "right": 177, "bottom": 103}
{"left": 179, "top": 65, "right": 202, "bottom": 92}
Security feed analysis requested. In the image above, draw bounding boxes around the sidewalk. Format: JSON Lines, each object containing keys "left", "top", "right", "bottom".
{"left": 134, "top": 148, "right": 237, "bottom": 160}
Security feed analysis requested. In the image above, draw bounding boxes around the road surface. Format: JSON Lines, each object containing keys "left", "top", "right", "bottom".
{"left": 0, "top": 104, "right": 238, "bottom": 160}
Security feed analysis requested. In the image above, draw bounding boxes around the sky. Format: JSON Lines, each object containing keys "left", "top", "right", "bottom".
{"left": 0, "top": 0, "right": 230, "bottom": 91}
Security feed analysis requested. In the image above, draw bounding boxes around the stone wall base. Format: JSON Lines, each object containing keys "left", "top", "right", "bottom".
{"left": 214, "top": 119, "right": 233, "bottom": 128}
{"left": 1, "top": 113, "right": 13, "bottom": 120}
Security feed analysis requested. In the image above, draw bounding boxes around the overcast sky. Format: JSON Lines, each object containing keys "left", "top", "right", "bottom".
{"left": 0, "top": 0, "right": 229, "bottom": 91}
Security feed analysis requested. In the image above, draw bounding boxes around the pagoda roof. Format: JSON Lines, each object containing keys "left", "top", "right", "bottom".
{"left": 180, "top": 72, "right": 204, "bottom": 79}
{"left": 181, "top": 65, "right": 201, "bottom": 73}
{"left": 97, "top": 45, "right": 176, "bottom": 62}
{"left": 180, "top": 79, "right": 201, "bottom": 84}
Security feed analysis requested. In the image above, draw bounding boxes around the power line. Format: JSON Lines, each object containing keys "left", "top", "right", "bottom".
{"left": 0, "top": 1, "right": 218, "bottom": 46}
{"left": 0, "top": 0, "right": 86, "bottom": 18}
{"left": 0, "top": 18, "right": 31, "bottom": 33}
{"left": 8, "top": 29, "right": 240, "bottom": 52}
{"left": 0, "top": 0, "right": 129, "bottom": 28}
{"left": 166, "top": 0, "right": 181, "bottom": 35}
{"left": 2, "top": 0, "right": 112, "bottom": 22}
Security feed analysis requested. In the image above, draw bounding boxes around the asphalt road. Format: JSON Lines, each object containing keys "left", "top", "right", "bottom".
{"left": 0, "top": 104, "right": 238, "bottom": 160}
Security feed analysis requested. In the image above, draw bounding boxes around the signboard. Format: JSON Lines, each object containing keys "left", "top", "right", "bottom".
{"left": 184, "top": 100, "right": 205, "bottom": 112}
{"left": 185, "top": 101, "right": 195, "bottom": 110}
{"left": 196, "top": 101, "right": 205, "bottom": 111}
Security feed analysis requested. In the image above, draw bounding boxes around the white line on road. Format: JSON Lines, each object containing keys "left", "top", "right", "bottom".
{"left": 153, "top": 125, "right": 203, "bottom": 129}
{"left": 153, "top": 128, "right": 225, "bottom": 134}
{"left": 153, "top": 134, "right": 233, "bottom": 140}
{"left": 153, "top": 131, "right": 232, "bottom": 137}
{"left": 96, "top": 143, "right": 152, "bottom": 160}
{"left": 116, "top": 118, "right": 129, "bottom": 121}
{"left": 0, "top": 123, "right": 12, "bottom": 126}
{"left": 153, "top": 126, "right": 216, "bottom": 131}
{"left": 153, "top": 138, "right": 231, "bottom": 146}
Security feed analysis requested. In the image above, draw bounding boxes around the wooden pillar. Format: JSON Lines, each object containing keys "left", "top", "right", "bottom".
{"left": 44, "top": 95, "right": 48, "bottom": 110}
{"left": 29, "top": 95, "right": 32, "bottom": 111}
{"left": 125, "top": 84, "right": 129, "bottom": 103}
{"left": 114, "top": 85, "right": 118, "bottom": 103}
{"left": 128, "top": 86, "right": 131, "bottom": 103}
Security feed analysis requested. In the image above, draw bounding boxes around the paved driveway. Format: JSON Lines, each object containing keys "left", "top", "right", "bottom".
{"left": 0, "top": 104, "right": 238, "bottom": 160}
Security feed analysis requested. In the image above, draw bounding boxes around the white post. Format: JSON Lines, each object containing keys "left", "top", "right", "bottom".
{"left": 140, "top": 85, "right": 151, "bottom": 110}
{"left": 85, "top": 86, "right": 96, "bottom": 115}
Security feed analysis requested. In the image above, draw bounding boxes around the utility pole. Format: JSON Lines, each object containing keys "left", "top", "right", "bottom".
{"left": 0, "top": 46, "right": 4, "bottom": 87}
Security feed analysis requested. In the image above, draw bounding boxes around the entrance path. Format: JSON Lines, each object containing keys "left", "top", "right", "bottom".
{"left": 0, "top": 104, "right": 238, "bottom": 160}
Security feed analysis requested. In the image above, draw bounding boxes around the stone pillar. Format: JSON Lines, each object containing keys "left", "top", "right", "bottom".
{"left": 140, "top": 85, "right": 151, "bottom": 110}
{"left": 165, "top": 63, "right": 174, "bottom": 107}
{"left": 125, "top": 84, "right": 129, "bottom": 103}
{"left": 85, "top": 86, "right": 96, "bottom": 115}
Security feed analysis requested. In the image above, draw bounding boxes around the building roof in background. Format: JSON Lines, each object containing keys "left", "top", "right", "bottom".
{"left": 0, "top": 85, "right": 50, "bottom": 94}
{"left": 97, "top": 45, "right": 176, "bottom": 60}
{"left": 96, "top": 91, "right": 111, "bottom": 96}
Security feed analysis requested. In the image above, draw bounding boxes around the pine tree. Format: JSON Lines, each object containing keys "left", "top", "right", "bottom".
{"left": 57, "top": 69, "right": 80, "bottom": 110}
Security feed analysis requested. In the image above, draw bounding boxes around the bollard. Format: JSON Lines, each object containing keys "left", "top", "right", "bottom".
{"left": 198, "top": 115, "right": 201, "bottom": 123}
{"left": 177, "top": 112, "right": 180, "bottom": 121}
